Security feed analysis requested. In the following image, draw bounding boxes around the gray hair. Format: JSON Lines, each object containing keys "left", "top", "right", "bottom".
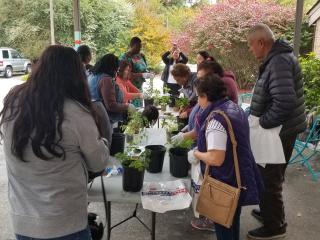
{"left": 248, "top": 23, "right": 275, "bottom": 43}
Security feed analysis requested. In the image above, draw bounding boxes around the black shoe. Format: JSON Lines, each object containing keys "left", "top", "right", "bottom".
{"left": 247, "top": 226, "right": 286, "bottom": 239}
{"left": 251, "top": 209, "right": 263, "bottom": 223}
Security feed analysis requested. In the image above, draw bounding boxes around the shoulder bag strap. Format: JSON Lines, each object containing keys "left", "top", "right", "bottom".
{"left": 203, "top": 110, "right": 242, "bottom": 189}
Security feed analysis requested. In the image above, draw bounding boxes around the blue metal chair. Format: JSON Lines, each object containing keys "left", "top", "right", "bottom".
{"left": 289, "top": 109, "right": 320, "bottom": 181}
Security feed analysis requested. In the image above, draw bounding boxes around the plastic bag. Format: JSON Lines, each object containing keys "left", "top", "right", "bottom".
{"left": 248, "top": 115, "right": 286, "bottom": 166}
{"left": 141, "top": 180, "right": 192, "bottom": 213}
{"left": 190, "top": 162, "right": 203, "bottom": 218}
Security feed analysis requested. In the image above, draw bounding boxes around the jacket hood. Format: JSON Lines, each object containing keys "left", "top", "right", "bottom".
{"left": 223, "top": 70, "right": 235, "bottom": 80}
{"left": 260, "top": 39, "right": 293, "bottom": 71}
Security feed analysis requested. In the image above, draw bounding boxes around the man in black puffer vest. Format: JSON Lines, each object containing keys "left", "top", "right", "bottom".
{"left": 247, "top": 24, "right": 306, "bottom": 240}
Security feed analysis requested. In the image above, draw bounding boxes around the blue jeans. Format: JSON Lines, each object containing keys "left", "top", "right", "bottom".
{"left": 214, "top": 207, "right": 242, "bottom": 240}
{"left": 16, "top": 226, "right": 91, "bottom": 240}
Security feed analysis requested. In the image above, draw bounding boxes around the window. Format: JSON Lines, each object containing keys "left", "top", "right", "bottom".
{"left": 10, "top": 50, "right": 20, "bottom": 59}
{"left": 2, "top": 50, "right": 9, "bottom": 59}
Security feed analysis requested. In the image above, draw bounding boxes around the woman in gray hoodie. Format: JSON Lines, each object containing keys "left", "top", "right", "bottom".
{"left": 0, "top": 45, "right": 110, "bottom": 240}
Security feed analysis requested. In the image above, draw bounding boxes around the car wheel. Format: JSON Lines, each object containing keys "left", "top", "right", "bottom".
{"left": 25, "top": 64, "right": 32, "bottom": 74}
{"left": 4, "top": 66, "right": 13, "bottom": 78}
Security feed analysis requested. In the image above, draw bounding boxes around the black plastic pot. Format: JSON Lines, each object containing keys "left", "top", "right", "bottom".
{"left": 169, "top": 147, "right": 189, "bottom": 178}
{"left": 169, "top": 97, "right": 176, "bottom": 108}
{"left": 110, "top": 133, "right": 125, "bottom": 156}
{"left": 177, "top": 116, "right": 189, "bottom": 131}
{"left": 145, "top": 145, "right": 166, "bottom": 173}
{"left": 144, "top": 98, "right": 154, "bottom": 107}
{"left": 122, "top": 165, "right": 145, "bottom": 192}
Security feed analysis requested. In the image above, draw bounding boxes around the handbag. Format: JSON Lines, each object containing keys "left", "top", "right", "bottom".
{"left": 196, "top": 110, "right": 242, "bottom": 228}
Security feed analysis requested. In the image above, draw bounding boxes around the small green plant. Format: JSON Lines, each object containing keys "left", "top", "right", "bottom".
{"left": 122, "top": 111, "right": 147, "bottom": 135}
{"left": 115, "top": 147, "right": 150, "bottom": 171}
{"left": 161, "top": 115, "right": 178, "bottom": 132}
{"left": 157, "top": 95, "right": 171, "bottom": 107}
{"left": 172, "top": 138, "right": 194, "bottom": 149}
{"left": 175, "top": 97, "right": 189, "bottom": 109}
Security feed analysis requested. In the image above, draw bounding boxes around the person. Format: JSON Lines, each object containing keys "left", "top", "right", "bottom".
{"left": 116, "top": 60, "right": 143, "bottom": 104}
{"left": 189, "top": 74, "right": 263, "bottom": 240}
{"left": 197, "top": 60, "right": 239, "bottom": 103}
{"left": 88, "top": 54, "right": 134, "bottom": 124}
{"left": 77, "top": 44, "right": 93, "bottom": 75}
{"left": 171, "top": 63, "right": 198, "bottom": 119}
{"left": 161, "top": 44, "right": 188, "bottom": 98}
{"left": 119, "top": 36, "right": 153, "bottom": 90}
{"left": 142, "top": 105, "right": 159, "bottom": 127}
{"left": 176, "top": 60, "right": 239, "bottom": 231}
{"left": 246, "top": 23, "right": 306, "bottom": 239}
{"left": 196, "top": 50, "right": 215, "bottom": 67}
{"left": 0, "top": 45, "right": 110, "bottom": 240}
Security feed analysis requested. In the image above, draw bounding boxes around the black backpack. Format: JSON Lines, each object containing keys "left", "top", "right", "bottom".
{"left": 88, "top": 212, "right": 104, "bottom": 240}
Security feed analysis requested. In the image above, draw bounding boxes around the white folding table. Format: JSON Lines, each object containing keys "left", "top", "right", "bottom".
{"left": 87, "top": 128, "right": 190, "bottom": 240}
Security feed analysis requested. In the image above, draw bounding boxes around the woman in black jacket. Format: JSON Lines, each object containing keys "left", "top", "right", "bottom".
{"left": 161, "top": 45, "right": 188, "bottom": 98}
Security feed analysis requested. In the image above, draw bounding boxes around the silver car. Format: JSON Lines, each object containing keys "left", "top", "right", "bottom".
{"left": 0, "top": 47, "right": 31, "bottom": 78}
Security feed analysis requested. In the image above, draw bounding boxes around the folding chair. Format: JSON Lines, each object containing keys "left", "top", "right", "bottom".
{"left": 289, "top": 112, "right": 320, "bottom": 181}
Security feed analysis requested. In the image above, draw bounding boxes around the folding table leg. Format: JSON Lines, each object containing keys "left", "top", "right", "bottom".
{"left": 151, "top": 212, "right": 156, "bottom": 240}
{"left": 107, "top": 201, "right": 111, "bottom": 240}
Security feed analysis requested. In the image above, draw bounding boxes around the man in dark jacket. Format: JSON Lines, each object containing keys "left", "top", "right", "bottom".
{"left": 247, "top": 24, "right": 306, "bottom": 239}
{"left": 161, "top": 44, "right": 188, "bottom": 98}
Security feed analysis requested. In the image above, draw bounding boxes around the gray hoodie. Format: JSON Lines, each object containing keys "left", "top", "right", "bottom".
{"left": 3, "top": 99, "right": 109, "bottom": 238}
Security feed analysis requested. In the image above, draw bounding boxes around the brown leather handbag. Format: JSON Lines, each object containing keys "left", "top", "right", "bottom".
{"left": 196, "top": 110, "right": 242, "bottom": 228}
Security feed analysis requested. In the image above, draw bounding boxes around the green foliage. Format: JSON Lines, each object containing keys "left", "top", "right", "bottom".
{"left": 299, "top": 53, "right": 320, "bottom": 109}
{"left": 115, "top": 147, "right": 150, "bottom": 171}
{"left": 122, "top": 110, "right": 147, "bottom": 135}
{"left": 280, "top": 21, "right": 314, "bottom": 56}
{"left": 172, "top": 138, "right": 194, "bottom": 149}
{"left": 131, "top": 2, "right": 171, "bottom": 69}
{"left": 175, "top": 97, "right": 189, "bottom": 109}
{"left": 161, "top": 115, "right": 178, "bottom": 132}
{"left": 0, "top": 0, "right": 133, "bottom": 60}
{"left": 156, "top": 95, "right": 170, "bottom": 106}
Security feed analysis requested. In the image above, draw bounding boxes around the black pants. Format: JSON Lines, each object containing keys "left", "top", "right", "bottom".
{"left": 258, "top": 134, "right": 297, "bottom": 231}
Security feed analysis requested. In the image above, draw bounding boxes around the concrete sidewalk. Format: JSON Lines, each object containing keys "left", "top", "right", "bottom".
{"left": 1, "top": 152, "right": 319, "bottom": 240}
{"left": 0, "top": 76, "right": 319, "bottom": 239}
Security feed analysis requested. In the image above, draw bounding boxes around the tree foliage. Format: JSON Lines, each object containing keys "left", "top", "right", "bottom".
{"left": 130, "top": 2, "right": 171, "bottom": 69}
{"left": 0, "top": 0, "right": 133, "bottom": 60}
{"left": 174, "top": 0, "right": 296, "bottom": 88}
{"left": 299, "top": 53, "right": 320, "bottom": 109}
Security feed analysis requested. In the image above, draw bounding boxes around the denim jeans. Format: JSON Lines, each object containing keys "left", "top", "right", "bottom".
{"left": 15, "top": 226, "right": 91, "bottom": 240}
{"left": 214, "top": 207, "right": 242, "bottom": 240}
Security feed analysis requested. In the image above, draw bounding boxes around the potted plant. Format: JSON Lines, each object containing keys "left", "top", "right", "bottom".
{"left": 175, "top": 97, "right": 189, "bottom": 111}
{"left": 122, "top": 110, "right": 148, "bottom": 145}
{"left": 161, "top": 115, "right": 179, "bottom": 142}
{"left": 145, "top": 145, "right": 166, "bottom": 173}
{"left": 169, "top": 138, "right": 194, "bottom": 178}
{"left": 156, "top": 95, "right": 171, "bottom": 111}
{"left": 115, "top": 147, "right": 150, "bottom": 192}
{"left": 143, "top": 78, "right": 159, "bottom": 107}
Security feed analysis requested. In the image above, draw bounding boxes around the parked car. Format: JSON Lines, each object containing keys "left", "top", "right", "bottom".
{"left": 0, "top": 47, "right": 31, "bottom": 78}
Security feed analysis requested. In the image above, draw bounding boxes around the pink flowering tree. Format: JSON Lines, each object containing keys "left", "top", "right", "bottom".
{"left": 174, "top": 0, "right": 295, "bottom": 88}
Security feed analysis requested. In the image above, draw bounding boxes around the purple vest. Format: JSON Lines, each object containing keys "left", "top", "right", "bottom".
{"left": 196, "top": 99, "right": 263, "bottom": 206}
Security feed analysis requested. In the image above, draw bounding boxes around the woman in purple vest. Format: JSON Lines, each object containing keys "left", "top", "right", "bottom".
{"left": 191, "top": 74, "right": 263, "bottom": 240}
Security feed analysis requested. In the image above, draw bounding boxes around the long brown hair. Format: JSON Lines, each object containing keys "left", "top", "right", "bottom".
{"left": 0, "top": 45, "right": 95, "bottom": 161}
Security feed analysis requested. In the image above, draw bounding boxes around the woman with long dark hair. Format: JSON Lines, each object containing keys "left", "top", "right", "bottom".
{"left": 0, "top": 45, "right": 109, "bottom": 240}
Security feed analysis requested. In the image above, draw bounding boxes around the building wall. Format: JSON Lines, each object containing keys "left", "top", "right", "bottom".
{"left": 313, "top": 20, "right": 320, "bottom": 57}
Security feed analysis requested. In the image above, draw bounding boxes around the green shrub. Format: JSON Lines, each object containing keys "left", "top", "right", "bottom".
{"left": 299, "top": 53, "right": 320, "bottom": 109}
